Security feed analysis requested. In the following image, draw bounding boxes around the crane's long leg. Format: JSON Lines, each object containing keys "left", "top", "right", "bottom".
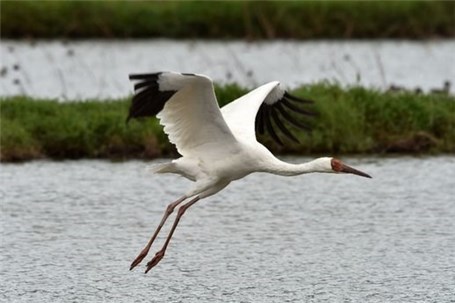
{"left": 130, "top": 195, "right": 187, "bottom": 271}
{"left": 144, "top": 196, "right": 201, "bottom": 273}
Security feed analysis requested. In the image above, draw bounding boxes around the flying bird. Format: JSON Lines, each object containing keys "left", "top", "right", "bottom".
{"left": 127, "top": 72, "right": 371, "bottom": 273}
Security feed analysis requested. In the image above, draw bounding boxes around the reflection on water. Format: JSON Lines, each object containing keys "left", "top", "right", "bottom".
{"left": 1, "top": 156, "right": 455, "bottom": 302}
{"left": 1, "top": 40, "right": 454, "bottom": 100}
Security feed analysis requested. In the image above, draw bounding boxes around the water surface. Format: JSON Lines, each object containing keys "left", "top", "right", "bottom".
{"left": 1, "top": 40, "right": 453, "bottom": 100}
{"left": 1, "top": 157, "right": 454, "bottom": 302}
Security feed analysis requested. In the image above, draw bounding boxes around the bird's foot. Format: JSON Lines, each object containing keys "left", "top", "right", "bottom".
{"left": 145, "top": 250, "right": 165, "bottom": 273}
{"left": 130, "top": 248, "right": 149, "bottom": 271}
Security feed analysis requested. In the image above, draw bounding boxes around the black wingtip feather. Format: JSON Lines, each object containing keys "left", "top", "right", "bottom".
{"left": 256, "top": 105, "right": 266, "bottom": 135}
{"left": 270, "top": 108, "right": 300, "bottom": 143}
{"left": 282, "top": 98, "right": 318, "bottom": 116}
{"left": 134, "top": 80, "right": 158, "bottom": 91}
{"left": 129, "top": 73, "right": 161, "bottom": 81}
{"left": 263, "top": 106, "right": 283, "bottom": 146}
{"left": 127, "top": 72, "right": 177, "bottom": 121}
{"left": 275, "top": 103, "right": 312, "bottom": 132}
{"left": 255, "top": 89, "right": 316, "bottom": 145}
{"left": 284, "top": 91, "right": 314, "bottom": 104}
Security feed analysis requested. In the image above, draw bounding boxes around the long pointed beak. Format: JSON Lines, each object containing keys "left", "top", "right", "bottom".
{"left": 340, "top": 163, "right": 372, "bottom": 178}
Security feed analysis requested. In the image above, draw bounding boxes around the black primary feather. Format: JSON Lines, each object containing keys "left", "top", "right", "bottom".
{"left": 129, "top": 73, "right": 160, "bottom": 81}
{"left": 275, "top": 102, "right": 312, "bottom": 131}
{"left": 270, "top": 107, "right": 300, "bottom": 143}
{"left": 134, "top": 80, "right": 158, "bottom": 91}
{"left": 284, "top": 91, "right": 314, "bottom": 104}
{"left": 281, "top": 98, "right": 317, "bottom": 116}
{"left": 127, "top": 73, "right": 177, "bottom": 123}
{"left": 262, "top": 106, "right": 283, "bottom": 145}
{"left": 256, "top": 90, "right": 315, "bottom": 144}
{"left": 255, "top": 104, "right": 266, "bottom": 135}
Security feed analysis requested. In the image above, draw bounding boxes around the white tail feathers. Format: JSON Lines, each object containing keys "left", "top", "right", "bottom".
{"left": 148, "top": 162, "right": 175, "bottom": 174}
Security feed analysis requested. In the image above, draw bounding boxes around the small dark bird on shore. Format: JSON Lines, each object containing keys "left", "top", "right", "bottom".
{"left": 431, "top": 81, "right": 451, "bottom": 95}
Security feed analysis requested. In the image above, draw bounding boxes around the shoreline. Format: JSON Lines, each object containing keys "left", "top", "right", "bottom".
{"left": 2, "top": 83, "right": 454, "bottom": 162}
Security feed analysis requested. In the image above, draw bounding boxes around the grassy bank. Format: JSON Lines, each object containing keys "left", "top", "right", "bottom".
{"left": 2, "top": 1, "right": 454, "bottom": 39}
{"left": 1, "top": 84, "right": 454, "bottom": 162}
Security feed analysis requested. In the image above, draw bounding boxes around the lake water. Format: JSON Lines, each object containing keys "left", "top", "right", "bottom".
{"left": 1, "top": 156, "right": 454, "bottom": 302}
{"left": 1, "top": 40, "right": 454, "bottom": 100}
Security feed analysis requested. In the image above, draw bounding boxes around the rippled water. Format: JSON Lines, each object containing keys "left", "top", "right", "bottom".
{"left": 1, "top": 40, "right": 454, "bottom": 100}
{"left": 1, "top": 157, "right": 455, "bottom": 302}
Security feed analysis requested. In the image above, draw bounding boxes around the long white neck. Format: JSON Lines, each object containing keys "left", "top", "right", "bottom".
{"left": 263, "top": 157, "right": 333, "bottom": 176}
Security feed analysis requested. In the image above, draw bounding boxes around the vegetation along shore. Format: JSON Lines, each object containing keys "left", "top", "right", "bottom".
{"left": 1, "top": 84, "right": 454, "bottom": 162}
{"left": 2, "top": 1, "right": 454, "bottom": 40}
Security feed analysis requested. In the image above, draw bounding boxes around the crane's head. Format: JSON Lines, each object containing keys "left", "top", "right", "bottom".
{"left": 330, "top": 158, "right": 372, "bottom": 178}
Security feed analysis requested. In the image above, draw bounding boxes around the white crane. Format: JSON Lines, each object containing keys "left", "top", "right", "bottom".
{"left": 127, "top": 72, "right": 371, "bottom": 273}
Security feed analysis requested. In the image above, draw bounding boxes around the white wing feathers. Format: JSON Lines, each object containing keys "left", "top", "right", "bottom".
{"left": 221, "top": 81, "right": 281, "bottom": 142}
{"left": 128, "top": 72, "right": 315, "bottom": 154}
{"left": 158, "top": 73, "right": 239, "bottom": 157}
{"left": 222, "top": 81, "right": 315, "bottom": 145}
{"left": 128, "top": 72, "right": 239, "bottom": 158}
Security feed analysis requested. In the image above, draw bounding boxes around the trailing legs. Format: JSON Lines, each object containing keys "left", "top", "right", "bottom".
{"left": 144, "top": 196, "right": 201, "bottom": 273}
{"left": 129, "top": 195, "right": 187, "bottom": 271}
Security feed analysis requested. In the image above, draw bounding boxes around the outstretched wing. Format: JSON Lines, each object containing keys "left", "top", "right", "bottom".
{"left": 128, "top": 72, "right": 239, "bottom": 158}
{"left": 221, "top": 81, "right": 315, "bottom": 145}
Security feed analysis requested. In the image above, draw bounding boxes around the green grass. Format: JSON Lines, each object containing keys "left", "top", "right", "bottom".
{"left": 1, "top": 84, "right": 454, "bottom": 162}
{"left": 1, "top": 1, "right": 454, "bottom": 39}
{"left": 291, "top": 85, "right": 455, "bottom": 154}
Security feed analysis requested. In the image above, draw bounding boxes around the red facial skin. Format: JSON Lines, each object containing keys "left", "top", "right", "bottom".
{"left": 331, "top": 158, "right": 344, "bottom": 172}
